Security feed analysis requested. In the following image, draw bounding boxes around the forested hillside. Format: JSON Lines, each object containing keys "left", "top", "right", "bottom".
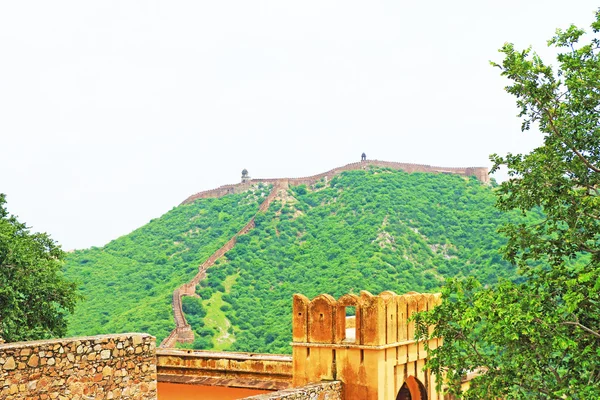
{"left": 185, "top": 169, "right": 534, "bottom": 354}
{"left": 64, "top": 168, "right": 533, "bottom": 352}
{"left": 63, "top": 185, "right": 269, "bottom": 341}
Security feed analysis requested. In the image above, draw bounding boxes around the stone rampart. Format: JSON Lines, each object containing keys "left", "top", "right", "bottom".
{"left": 0, "top": 333, "right": 157, "bottom": 400}
{"left": 181, "top": 181, "right": 260, "bottom": 204}
{"left": 156, "top": 349, "right": 292, "bottom": 391}
{"left": 160, "top": 330, "right": 179, "bottom": 350}
{"left": 240, "top": 381, "right": 343, "bottom": 399}
{"left": 181, "top": 160, "right": 489, "bottom": 205}
{"left": 162, "top": 181, "right": 287, "bottom": 348}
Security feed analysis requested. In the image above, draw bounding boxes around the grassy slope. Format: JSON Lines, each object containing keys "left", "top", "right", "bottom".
{"left": 63, "top": 185, "right": 270, "bottom": 343}
{"left": 202, "top": 273, "right": 238, "bottom": 350}
{"left": 193, "top": 168, "right": 535, "bottom": 354}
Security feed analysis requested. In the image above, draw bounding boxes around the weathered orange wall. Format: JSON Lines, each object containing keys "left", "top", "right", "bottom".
{"left": 241, "top": 381, "right": 343, "bottom": 400}
{"left": 158, "top": 382, "right": 269, "bottom": 400}
{"left": 156, "top": 349, "right": 292, "bottom": 391}
{"left": 292, "top": 291, "right": 442, "bottom": 400}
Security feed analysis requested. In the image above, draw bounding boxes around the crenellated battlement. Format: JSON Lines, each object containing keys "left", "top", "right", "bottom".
{"left": 292, "top": 291, "right": 440, "bottom": 349}
{"left": 292, "top": 290, "right": 444, "bottom": 400}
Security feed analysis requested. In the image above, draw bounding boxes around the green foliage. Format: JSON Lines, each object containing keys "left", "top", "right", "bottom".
{"left": 63, "top": 188, "right": 267, "bottom": 343}
{"left": 416, "top": 12, "right": 600, "bottom": 399}
{"left": 64, "top": 168, "right": 524, "bottom": 357}
{"left": 0, "top": 194, "right": 79, "bottom": 342}
{"left": 193, "top": 273, "right": 238, "bottom": 350}
{"left": 202, "top": 169, "right": 523, "bottom": 354}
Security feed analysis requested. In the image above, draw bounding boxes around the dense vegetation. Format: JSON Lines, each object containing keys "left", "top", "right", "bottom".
{"left": 416, "top": 12, "right": 600, "bottom": 398}
{"left": 0, "top": 193, "right": 78, "bottom": 342}
{"left": 189, "top": 169, "right": 533, "bottom": 353}
{"left": 63, "top": 168, "right": 532, "bottom": 353}
{"left": 63, "top": 187, "right": 268, "bottom": 342}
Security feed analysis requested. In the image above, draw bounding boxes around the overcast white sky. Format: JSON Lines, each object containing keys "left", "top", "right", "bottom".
{"left": 1, "top": 1, "right": 597, "bottom": 250}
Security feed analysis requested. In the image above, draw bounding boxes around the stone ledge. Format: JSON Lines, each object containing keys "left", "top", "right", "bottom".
{"left": 157, "top": 348, "right": 292, "bottom": 362}
{"left": 0, "top": 332, "right": 155, "bottom": 350}
{"left": 240, "top": 381, "right": 343, "bottom": 400}
{"left": 157, "top": 349, "right": 293, "bottom": 391}
{"left": 291, "top": 339, "right": 417, "bottom": 350}
{"left": 158, "top": 373, "right": 291, "bottom": 391}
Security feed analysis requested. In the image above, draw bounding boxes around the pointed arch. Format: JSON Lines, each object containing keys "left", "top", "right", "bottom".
{"left": 396, "top": 376, "right": 427, "bottom": 400}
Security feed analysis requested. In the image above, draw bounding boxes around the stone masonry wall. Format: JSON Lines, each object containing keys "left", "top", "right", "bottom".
{"left": 181, "top": 160, "right": 489, "bottom": 205}
{"left": 161, "top": 181, "right": 288, "bottom": 348}
{"left": 241, "top": 381, "right": 343, "bottom": 400}
{"left": 0, "top": 333, "right": 157, "bottom": 400}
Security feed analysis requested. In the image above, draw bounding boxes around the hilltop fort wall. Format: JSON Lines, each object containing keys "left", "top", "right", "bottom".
{"left": 167, "top": 160, "right": 487, "bottom": 348}
{"left": 181, "top": 160, "right": 489, "bottom": 205}
{"left": 0, "top": 333, "right": 157, "bottom": 400}
{"left": 161, "top": 181, "right": 289, "bottom": 348}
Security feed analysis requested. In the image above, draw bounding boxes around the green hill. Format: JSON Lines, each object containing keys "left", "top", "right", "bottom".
{"left": 63, "top": 185, "right": 270, "bottom": 341}
{"left": 64, "top": 167, "right": 533, "bottom": 353}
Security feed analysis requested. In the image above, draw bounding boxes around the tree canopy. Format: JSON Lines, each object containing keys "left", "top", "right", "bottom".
{"left": 64, "top": 169, "right": 519, "bottom": 351}
{"left": 416, "top": 11, "right": 600, "bottom": 399}
{"left": 0, "top": 194, "right": 79, "bottom": 342}
{"left": 187, "top": 169, "right": 522, "bottom": 353}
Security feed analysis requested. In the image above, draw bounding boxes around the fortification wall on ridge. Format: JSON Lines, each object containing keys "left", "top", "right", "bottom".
{"left": 181, "top": 181, "right": 259, "bottom": 204}
{"left": 181, "top": 160, "right": 489, "bottom": 205}
{"left": 161, "top": 181, "right": 288, "bottom": 348}
{"left": 0, "top": 333, "right": 157, "bottom": 400}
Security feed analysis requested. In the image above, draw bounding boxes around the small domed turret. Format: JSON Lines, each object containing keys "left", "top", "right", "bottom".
{"left": 241, "top": 169, "right": 250, "bottom": 183}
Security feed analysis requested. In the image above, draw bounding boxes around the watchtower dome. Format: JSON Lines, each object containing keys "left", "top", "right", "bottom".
{"left": 241, "top": 169, "right": 251, "bottom": 183}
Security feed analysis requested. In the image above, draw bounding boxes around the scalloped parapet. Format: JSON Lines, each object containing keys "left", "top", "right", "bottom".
{"left": 292, "top": 290, "right": 443, "bottom": 400}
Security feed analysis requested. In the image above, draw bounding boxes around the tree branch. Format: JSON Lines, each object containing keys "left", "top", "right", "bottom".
{"left": 562, "top": 321, "right": 600, "bottom": 338}
{"left": 539, "top": 102, "right": 600, "bottom": 173}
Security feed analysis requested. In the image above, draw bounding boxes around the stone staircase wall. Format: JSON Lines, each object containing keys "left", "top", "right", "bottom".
{"left": 161, "top": 181, "right": 288, "bottom": 348}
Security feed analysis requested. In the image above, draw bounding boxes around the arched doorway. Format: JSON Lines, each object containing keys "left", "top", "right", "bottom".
{"left": 396, "top": 376, "right": 427, "bottom": 400}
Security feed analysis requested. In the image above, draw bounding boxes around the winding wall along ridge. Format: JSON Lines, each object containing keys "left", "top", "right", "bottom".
{"left": 160, "top": 181, "right": 288, "bottom": 348}
{"left": 180, "top": 159, "right": 489, "bottom": 205}
{"left": 162, "top": 159, "right": 488, "bottom": 347}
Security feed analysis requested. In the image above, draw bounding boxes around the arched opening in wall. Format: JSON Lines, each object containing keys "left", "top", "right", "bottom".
{"left": 396, "top": 376, "right": 427, "bottom": 400}
{"left": 344, "top": 306, "right": 356, "bottom": 343}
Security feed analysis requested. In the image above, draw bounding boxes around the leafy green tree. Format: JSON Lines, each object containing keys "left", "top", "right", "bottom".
{"left": 0, "top": 194, "right": 79, "bottom": 342}
{"left": 416, "top": 12, "right": 600, "bottom": 399}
